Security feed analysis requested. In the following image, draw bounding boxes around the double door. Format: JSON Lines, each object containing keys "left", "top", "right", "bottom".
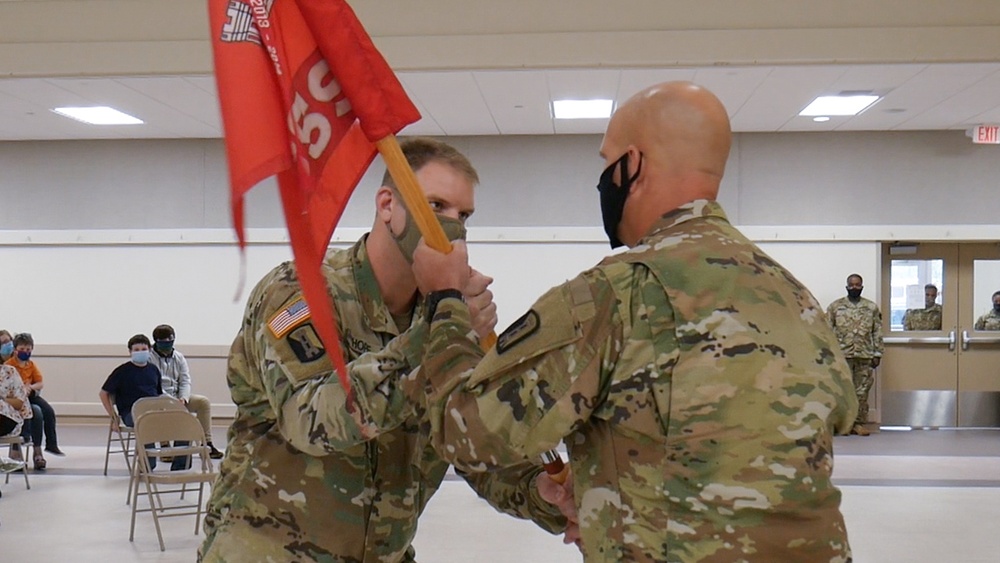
{"left": 880, "top": 242, "right": 1000, "bottom": 427}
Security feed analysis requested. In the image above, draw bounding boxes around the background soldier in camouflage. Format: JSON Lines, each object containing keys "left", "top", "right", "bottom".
{"left": 200, "top": 138, "right": 565, "bottom": 562}
{"left": 409, "top": 82, "right": 858, "bottom": 562}
{"left": 902, "top": 284, "right": 942, "bottom": 331}
{"left": 827, "top": 274, "right": 884, "bottom": 436}
{"left": 973, "top": 290, "right": 1000, "bottom": 330}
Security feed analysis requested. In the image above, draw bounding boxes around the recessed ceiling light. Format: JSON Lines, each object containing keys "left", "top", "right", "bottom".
{"left": 813, "top": 116, "right": 831, "bottom": 122}
{"left": 52, "top": 106, "right": 143, "bottom": 125}
{"left": 552, "top": 99, "right": 613, "bottom": 119}
{"left": 799, "top": 95, "right": 880, "bottom": 117}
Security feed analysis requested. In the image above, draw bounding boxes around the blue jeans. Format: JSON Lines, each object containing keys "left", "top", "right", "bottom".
{"left": 20, "top": 403, "right": 43, "bottom": 448}
{"left": 121, "top": 412, "right": 189, "bottom": 471}
{"left": 20, "top": 393, "right": 57, "bottom": 450}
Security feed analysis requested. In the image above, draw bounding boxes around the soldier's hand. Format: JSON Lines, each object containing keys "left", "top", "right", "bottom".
{"left": 465, "top": 269, "right": 497, "bottom": 339}
{"left": 871, "top": 357, "right": 881, "bottom": 368}
{"left": 412, "top": 239, "right": 471, "bottom": 294}
{"left": 537, "top": 470, "right": 581, "bottom": 549}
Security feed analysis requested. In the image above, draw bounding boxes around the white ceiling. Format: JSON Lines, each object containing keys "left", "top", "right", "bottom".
{"left": 1, "top": 63, "right": 999, "bottom": 141}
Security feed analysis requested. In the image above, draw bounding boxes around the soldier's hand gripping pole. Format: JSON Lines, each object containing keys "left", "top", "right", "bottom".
{"left": 377, "top": 135, "right": 566, "bottom": 482}
{"left": 541, "top": 449, "right": 570, "bottom": 484}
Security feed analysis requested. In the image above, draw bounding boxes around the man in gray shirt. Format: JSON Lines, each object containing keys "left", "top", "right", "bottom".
{"left": 150, "top": 324, "right": 223, "bottom": 459}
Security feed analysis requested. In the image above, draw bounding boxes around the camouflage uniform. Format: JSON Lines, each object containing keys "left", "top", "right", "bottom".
{"left": 826, "top": 295, "right": 884, "bottom": 426}
{"left": 902, "top": 304, "right": 942, "bottom": 331}
{"left": 974, "top": 309, "right": 1000, "bottom": 331}
{"left": 200, "top": 236, "right": 563, "bottom": 562}
{"left": 408, "top": 201, "right": 857, "bottom": 562}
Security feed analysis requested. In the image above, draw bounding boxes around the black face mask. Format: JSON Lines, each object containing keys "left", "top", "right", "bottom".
{"left": 847, "top": 288, "right": 863, "bottom": 299}
{"left": 993, "top": 303, "right": 1000, "bottom": 314}
{"left": 596, "top": 152, "right": 642, "bottom": 249}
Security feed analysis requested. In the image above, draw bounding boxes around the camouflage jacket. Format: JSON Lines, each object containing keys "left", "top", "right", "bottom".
{"left": 826, "top": 297, "right": 884, "bottom": 359}
{"left": 902, "top": 304, "right": 942, "bottom": 331}
{"left": 410, "top": 201, "right": 858, "bottom": 562}
{"left": 974, "top": 309, "right": 1000, "bottom": 331}
{"left": 200, "top": 236, "right": 563, "bottom": 563}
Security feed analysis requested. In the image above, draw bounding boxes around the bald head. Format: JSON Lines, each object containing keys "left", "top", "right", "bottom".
{"left": 598, "top": 81, "right": 732, "bottom": 246}
{"left": 612, "top": 81, "right": 730, "bottom": 189}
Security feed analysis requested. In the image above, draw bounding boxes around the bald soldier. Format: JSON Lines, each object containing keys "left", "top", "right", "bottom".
{"left": 408, "top": 82, "right": 858, "bottom": 561}
{"left": 200, "top": 138, "right": 565, "bottom": 562}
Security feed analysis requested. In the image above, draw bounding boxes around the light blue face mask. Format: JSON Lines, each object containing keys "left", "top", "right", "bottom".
{"left": 131, "top": 350, "right": 150, "bottom": 365}
{"left": 0, "top": 342, "right": 12, "bottom": 357}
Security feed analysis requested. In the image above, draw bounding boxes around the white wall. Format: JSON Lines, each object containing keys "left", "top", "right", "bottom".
{"left": 2, "top": 130, "right": 999, "bottom": 416}
{"left": 0, "top": 231, "right": 881, "bottom": 347}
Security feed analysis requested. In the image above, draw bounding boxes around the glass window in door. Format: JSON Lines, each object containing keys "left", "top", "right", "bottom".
{"left": 972, "top": 260, "right": 1000, "bottom": 331}
{"left": 890, "top": 259, "right": 944, "bottom": 331}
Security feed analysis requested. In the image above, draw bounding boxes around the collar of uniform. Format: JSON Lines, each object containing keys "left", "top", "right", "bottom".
{"left": 640, "top": 199, "right": 728, "bottom": 242}
{"left": 346, "top": 234, "right": 395, "bottom": 335}
{"left": 346, "top": 235, "right": 424, "bottom": 335}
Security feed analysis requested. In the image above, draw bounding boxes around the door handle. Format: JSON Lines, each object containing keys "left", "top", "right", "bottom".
{"left": 959, "top": 330, "right": 1000, "bottom": 350}
{"left": 949, "top": 330, "right": 956, "bottom": 352}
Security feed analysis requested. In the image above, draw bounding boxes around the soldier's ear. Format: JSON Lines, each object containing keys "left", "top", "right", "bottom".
{"left": 375, "top": 187, "right": 395, "bottom": 224}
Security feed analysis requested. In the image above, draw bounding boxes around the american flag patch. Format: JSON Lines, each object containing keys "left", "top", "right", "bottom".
{"left": 267, "top": 299, "right": 311, "bottom": 338}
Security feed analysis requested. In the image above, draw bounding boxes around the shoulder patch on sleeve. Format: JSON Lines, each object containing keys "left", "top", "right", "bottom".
{"left": 267, "top": 298, "right": 311, "bottom": 338}
{"left": 286, "top": 323, "right": 326, "bottom": 363}
{"left": 468, "top": 284, "right": 582, "bottom": 387}
{"left": 496, "top": 310, "right": 540, "bottom": 355}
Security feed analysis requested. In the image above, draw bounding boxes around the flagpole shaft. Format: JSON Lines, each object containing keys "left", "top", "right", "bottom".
{"left": 374, "top": 138, "right": 559, "bottom": 477}
{"left": 374, "top": 135, "right": 452, "bottom": 253}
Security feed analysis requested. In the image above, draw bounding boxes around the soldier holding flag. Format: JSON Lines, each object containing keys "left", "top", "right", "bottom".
{"left": 203, "top": 0, "right": 567, "bottom": 559}
{"left": 201, "top": 137, "right": 566, "bottom": 561}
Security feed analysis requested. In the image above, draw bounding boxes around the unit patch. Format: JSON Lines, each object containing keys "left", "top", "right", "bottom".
{"left": 287, "top": 324, "right": 326, "bottom": 363}
{"left": 496, "top": 310, "right": 540, "bottom": 354}
{"left": 268, "top": 298, "right": 311, "bottom": 338}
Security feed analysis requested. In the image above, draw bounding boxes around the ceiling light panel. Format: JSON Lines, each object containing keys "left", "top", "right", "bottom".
{"left": 736, "top": 66, "right": 844, "bottom": 131}
{"left": 52, "top": 106, "right": 143, "bottom": 125}
{"left": 799, "top": 95, "right": 881, "bottom": 116}
{"left": 552, "top": 99, "right": 613, "bottom": 119}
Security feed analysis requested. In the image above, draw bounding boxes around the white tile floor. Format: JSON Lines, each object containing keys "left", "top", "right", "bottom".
{"left": 2, "top": 425, "right": 999, "bottom": 562}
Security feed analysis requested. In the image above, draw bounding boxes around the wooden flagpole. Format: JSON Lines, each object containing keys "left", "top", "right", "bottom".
{"left": 374, "top": 134, "right": 563, "bottom": 481}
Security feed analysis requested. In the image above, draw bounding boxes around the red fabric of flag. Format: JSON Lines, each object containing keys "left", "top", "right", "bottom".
{"left": 208, "top": 0, "right": 420, "bottom": 394}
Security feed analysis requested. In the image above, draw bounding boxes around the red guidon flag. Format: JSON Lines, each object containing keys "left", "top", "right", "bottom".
{"left": 208, "top": 0, "right": 420, "bottom": 393}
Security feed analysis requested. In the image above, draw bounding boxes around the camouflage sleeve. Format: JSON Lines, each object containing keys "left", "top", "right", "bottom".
{"left": 245, "top": 280, "right": 428, "bottom": 456}
{"left": 825, "top": 303, "right": 836, "bottom": 329}
{"left": 873, "top": 305, "right": 884, "bottom": 356}
{"left": 412, "top": 269, "right": 621, "bottom": 472}
{"left": 457, "top": 463, "right": 567, "bottom": 534}
{"left": 975, "top": 315, "right": 986, "bottom": 331}
{"left": 902, "top": 310, "right": 912, "bottom": 331}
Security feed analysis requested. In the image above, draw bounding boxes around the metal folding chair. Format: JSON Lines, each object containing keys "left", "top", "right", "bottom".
{"left": 0, "top": 434, "right": 31, "bottom": 490}
{"left": 103, "top": 404, "right": 134, "bottom": 476}
{"left": 125, "top": 396, "right": 189, "bottom": 504}
{"left": 129, "top": 409, "right": 217, "bottom": 551}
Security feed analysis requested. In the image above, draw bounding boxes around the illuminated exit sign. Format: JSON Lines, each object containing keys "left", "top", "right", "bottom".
{"left": 971, "top": 124, "right": 999, "bottom": 144}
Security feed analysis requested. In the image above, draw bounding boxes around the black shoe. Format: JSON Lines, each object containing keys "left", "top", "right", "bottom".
{"left": 208, "top": 443, "right": 224, "bottom": 460}
{"left": 45, "top": 446, "right": 66, "bottom": 456}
